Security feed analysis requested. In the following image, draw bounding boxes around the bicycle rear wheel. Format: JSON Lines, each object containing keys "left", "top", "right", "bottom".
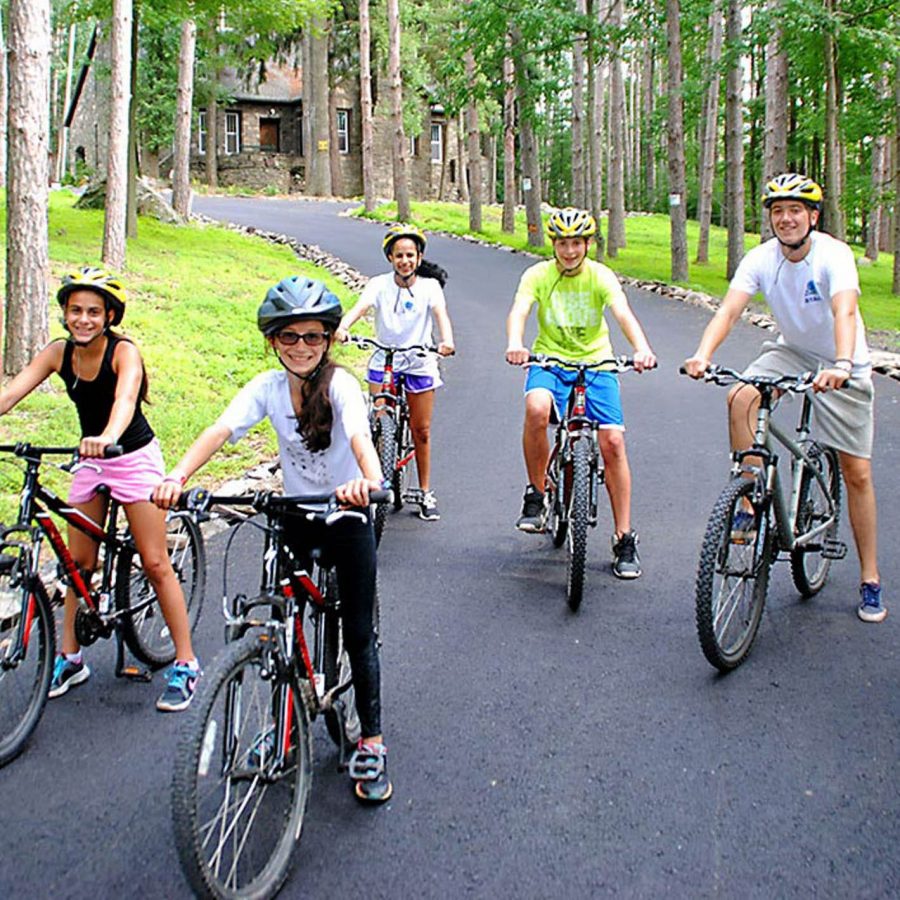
{"left": 322, "top": 571, "right": 361, "bottom": 752}
{"left": 695, "top": 478, "right": 773, "bottom": 672}
{"left": 115, "top": 511, "right": 206, "bottom": 669}
{"left": 393, "top": 410, "right": 412, "bottom": 512}
{"left": 0, "top": 573, "right": 54, "bottom": 768}
{"left": 790, "top": 445, "right": 842, "bottom": 597}
{"left": 566, "top": 440, "right": 591, "bottom": 612}
{"left": 372, "top": 414, "right": 397, "bottom": 546}
{"left": 172, "top": 633, "right": 312, "bottom": 900}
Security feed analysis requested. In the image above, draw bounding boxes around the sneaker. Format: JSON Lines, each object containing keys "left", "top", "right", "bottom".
{"left": 48, "top": 655, "right": 90, "bottom": 698}
{"left": 611, "top": 531, "right": 642, "bottom": 579}
{"left": 418, "top": 489, "right": 441, "bottom": 521}
{"left": 156, "top": 661, "right": 201, "bottom": 712}
{"left": 349, "top": 740, "right": 393, "bottom": 804}
{"left": 730, "top": 509, "right": 757, "bottom": 544}
{"left": 516, "top": 485, "right": 545, "bottom": 533}
{"left": 857, "top": 582, "right": 887, "bottom": 623}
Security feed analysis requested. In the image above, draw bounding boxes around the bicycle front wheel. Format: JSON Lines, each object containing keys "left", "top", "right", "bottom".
{"left": 566, "top": 440, "right": 591, "bottom": 612}
{"left": 323, "top": 572, "right": 361, "bottom": 752}
{"left": 393, "top": 411, "right": 412, "bottom": 511}
{"left": 115, "top": 511, "right": 206, "bottom": 669}
{"left": 695, "top": 478, "right": 773, "bottom": 672}
{"left": 790, "top": 445, "right": 842, "bottom": 597}
{"left": 373, "top": 414, "right": 397, "bottom": 546}
{"left": 0, "top": 575, "right": 54, "bottom": 768}
{"left": 172, "top": 634, "right": 312, "bottom": 900}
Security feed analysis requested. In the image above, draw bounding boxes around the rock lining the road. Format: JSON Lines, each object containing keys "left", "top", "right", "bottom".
{"left": 193, "top": 213, "right": 900, "bottom": 381}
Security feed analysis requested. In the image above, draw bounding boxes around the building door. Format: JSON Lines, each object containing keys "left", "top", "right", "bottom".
{"left": 260, "top": 118, "right": 280, "bottom": 152}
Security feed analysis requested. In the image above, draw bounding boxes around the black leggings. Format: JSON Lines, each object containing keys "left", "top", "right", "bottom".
{"left": 286, "top": 514, "right": 381, "bottom": 738}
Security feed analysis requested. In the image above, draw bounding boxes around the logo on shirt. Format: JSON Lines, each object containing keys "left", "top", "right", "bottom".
{"left": 803, "top": 280, "right": 823, "bottom": 304}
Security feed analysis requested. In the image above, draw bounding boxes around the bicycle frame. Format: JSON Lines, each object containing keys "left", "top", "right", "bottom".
{"left": 730, "top": 386, "right": 839, "bottom": 554}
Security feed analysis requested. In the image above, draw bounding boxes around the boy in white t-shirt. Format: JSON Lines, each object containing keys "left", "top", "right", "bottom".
{"left": 683, "top": 174, "right": 885, "bottom": 624}
{"left": 337, "top": 224, "right": 455, "bottom": 520}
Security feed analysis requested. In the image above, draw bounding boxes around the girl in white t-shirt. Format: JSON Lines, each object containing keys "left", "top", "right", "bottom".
{"left": 337, "top": 224, "right": 455, "bottom": 521}
{"left": 153, "top": 276, "right": 392, "bottom": 804}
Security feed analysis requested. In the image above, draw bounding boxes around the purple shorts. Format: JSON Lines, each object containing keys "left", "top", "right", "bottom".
{"left": 367, "top": 369, "right": 441, "bottom": 394}
{"left": 68, "top": 438, "right": 165, "bottom": 505}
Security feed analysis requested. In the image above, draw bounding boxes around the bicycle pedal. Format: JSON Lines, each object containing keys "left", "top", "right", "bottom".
{"left": 822, "top": 539, "right": 848, "bottom": 560}
{"left": 118, "top": 664, "right": 153, "bottom": 682}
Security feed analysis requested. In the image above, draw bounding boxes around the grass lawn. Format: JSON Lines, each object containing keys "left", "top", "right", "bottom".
{"left": 0, "top": 190, "right": 366, "bottom": 516}
{"left": 355, "top": 201, "right": 899, "bottom": 337}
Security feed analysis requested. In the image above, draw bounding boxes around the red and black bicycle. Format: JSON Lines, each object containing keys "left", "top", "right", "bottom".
{"left": 0, "top": 443, "right": 205, "bottom": 767}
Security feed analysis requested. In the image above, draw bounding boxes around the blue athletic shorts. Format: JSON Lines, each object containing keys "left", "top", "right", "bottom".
{"left": 367, "top": 369, "right": 439, "bottom": 394}
{"left": 524, "top": 365, "right": 624, "bottom": 429}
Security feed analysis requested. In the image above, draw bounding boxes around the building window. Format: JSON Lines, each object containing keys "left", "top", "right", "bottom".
{"left": 430, "top": 123, "right": 443, "bottom": 163}
{"left": 336, "top": 109, "right": 350, "bottom": 154}
{"left": 225, "top": 111, "right": 241, "bottom": 155}
{"left": 198, "top": 110, "right": 207, "bottom": 155}
{"left": 259, "top": 117, "right": 280, "bottom": 152}
{"left": 409, "top": 134, "right": 419, "bottom": 158}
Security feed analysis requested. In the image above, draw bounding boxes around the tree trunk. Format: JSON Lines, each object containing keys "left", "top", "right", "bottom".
{"left": 205, "top": 88, "right": 217, "bottom": 187}
{"left": 328, "top": 88, "right": 342, "bottom": 195}
{"left": 510, "top": 27, "right": 543, "bottom": 249}
{"left": 457, "top": 110, "right": 469, "bottom": 202}
{"left": 5, "top": 0, "right": 50, "bottom": 374}
{"left": 387, "top": 0, "right": 410, "bottom": 219}
{"left": 892, "top": 60, "right": 900, "bottom": 294}
{"left": 102, "top": 0, "right": 132, "bottom": 272}
{"left": 823, "top": 5, "right": 843, "bottom": 239}
{"left": 359, "top": 0, "right": 375, "bottom": 212}
{"left": 56, "top": 21, "right": 76, "bottom": 183}
{"left": 0, "top": 7, "right": 7, "bottom": 190}
{"left": 466, "top": 49, "right": 482, "bottom": 232}
{"left": 126, "top": 3, "right": 139, "bottom": 238}
{"left": 172, "top": 18, "right": 196, "bottom": 218}
{"left": 571, "top": 0, "right": 586, "bottom": 208}
{"left": 695, "top": 0, "right": 722, "bottom": 263}
{"left": 724, "top": 0, "right": 745, "bottom": 278}
{"left": 588, "top": 0, "right": 606, "bottom": 258}
{"left": 665, "top": 0, "right": 688, "bottom": 282}
{"left": 308, "top": 21, "right": 332, "bottom": 196}
{"left": 607, "top": 0, "right": 626, "bottom": 256}
{"left": 761, "top": 1, "right": 788, "bottom": 240}
{"left": 487, "top": 134, "right": 497, "bottom": 202}
{"left": 864, "top": 68, "right": 890, "bottom": 260}
{"left": 502, "top": 50, "right": 516, "bottom": 233}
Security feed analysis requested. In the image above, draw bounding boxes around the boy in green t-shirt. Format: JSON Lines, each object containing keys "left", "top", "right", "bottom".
{"left": 505, "top": 208, "right": 656, "bottom": 579}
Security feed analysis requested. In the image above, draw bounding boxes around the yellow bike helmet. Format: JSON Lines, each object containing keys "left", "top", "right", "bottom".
{"left": 762, "top": 173, "right": 823, "bottom": 211}
{"left": 545, "top": 207, "right": 597, "bottom": 240}
{"left": 382, "top": 224, "right": 426, "bottom": 258}
{"left": 57, "top": 267, "right": 127, "bottom": 326}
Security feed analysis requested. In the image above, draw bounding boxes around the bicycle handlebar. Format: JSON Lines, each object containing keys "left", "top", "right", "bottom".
{"left": 179, "top": 487, "right": 392, "bottom": 520}
{"left": 527, "top": 354, "right": 642, "bottom": 372}
{"left": 347, "top": 335, "right": 445, "bottom": 356}
{"left": 0, "top": 442, "right": 124, "bottom": 462}
{"left": 679, "top": 365, "right": 816, "bottom": 392}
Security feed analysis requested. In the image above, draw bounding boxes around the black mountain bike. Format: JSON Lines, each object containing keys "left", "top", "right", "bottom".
{"left": 683, "top": 367, "right": 845, "bottom": 671}
{"left": 529, "top": 356, "right": 638, "bottom": 611}
{"left": 171, "top": 487, "right": 387, "bottom": 900}
{"left": 0, "top": 443, "right": 205, "bottom": 767}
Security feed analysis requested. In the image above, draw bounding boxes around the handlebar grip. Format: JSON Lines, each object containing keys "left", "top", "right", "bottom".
{"left": 104, "top": 445, "right": 124, "bottom": 458}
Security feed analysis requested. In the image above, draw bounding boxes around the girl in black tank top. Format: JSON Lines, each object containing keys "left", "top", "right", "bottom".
{"left": 0, "top": 272, "right": 200, "bottom": 711}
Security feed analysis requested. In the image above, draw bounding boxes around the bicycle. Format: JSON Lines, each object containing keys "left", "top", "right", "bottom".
{"left": 171, "top": 486, "right": 388, "bottom": 900}
{"left": 527, "top": 355, "right": 638, "bottom": 612}
{"left": 346, "top": 335, "right": 441, "bottom": 544}
{"left": 0, "top": 442, "right": 206, "bottom": 767}
{"left": 682, "top": 366, "right": 845, "bottom": 672}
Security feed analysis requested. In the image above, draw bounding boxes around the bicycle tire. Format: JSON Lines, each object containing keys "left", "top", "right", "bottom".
{"left": 790, "top": 445, "right": 842, "bottom": 597}
{"left": 172, "top": 633, "right": 312, "bottom": 900}
{"left": 695, "top": 477, "right": 773, "bottom": 672}
{"left": 0, "top": 575, "right": 54, "bottom": 768}
{"left": 373, "top": 415, "right": 397, "bottom": 546}
{"left": 322, "top": 571, "right": 362, "bottom": 752}
{"left": 566, "top": 440, "right": 591, "bottom": 612}
{"left": 115, "top": 511, "right": 206, "bottom": 669}
{"left": 393, "top": 410, "right": 411, "bottom": 512}
{"left": 547, "top": 444, "right": 568, "bottom": 548}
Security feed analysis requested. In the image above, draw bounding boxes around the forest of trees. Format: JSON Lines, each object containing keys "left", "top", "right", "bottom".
{"left": 3, "top": 0, "right": 899, "bottom": 368}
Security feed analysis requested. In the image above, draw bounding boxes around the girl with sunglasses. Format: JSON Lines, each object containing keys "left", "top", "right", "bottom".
{"left": 153, "top": 275, "right": 392, "bottom": 803}
{"left": 336, "top": 224, "right": 455, "bottom": 521}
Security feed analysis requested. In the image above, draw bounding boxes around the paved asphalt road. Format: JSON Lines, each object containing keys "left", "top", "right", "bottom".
{"left": 4, "top": 198, "right": 898, "bottom": 899}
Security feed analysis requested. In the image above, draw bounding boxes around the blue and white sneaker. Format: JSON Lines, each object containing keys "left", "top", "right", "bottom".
{"left": 156, "top": 661, "right": 201, "bottom": 712}
{"left": 730, "top": 509, "right": 757, "bottom": 544}
{"left": 857, "top": 582, "right": 887, "bottom": 623}
{"left": 48, "top": 655, "right": 90, "bottom": 698}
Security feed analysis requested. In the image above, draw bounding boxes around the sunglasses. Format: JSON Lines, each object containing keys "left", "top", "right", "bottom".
{"left": 273, "top": 330, "right": 330, "bottom": 347}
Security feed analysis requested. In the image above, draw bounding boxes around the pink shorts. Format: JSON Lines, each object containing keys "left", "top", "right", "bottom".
{"left": 68, "top": 438, "right": 165, "bottom": 505}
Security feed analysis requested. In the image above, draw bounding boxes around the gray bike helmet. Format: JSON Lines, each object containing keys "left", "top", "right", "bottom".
{"left": 257, "top": 276, "right": 343, "bottom": 335}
